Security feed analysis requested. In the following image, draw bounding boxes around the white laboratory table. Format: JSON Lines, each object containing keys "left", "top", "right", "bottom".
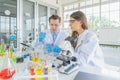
{"left": 12, "top": 65, "right": 120, "bottom": 80}
{"left": 45, "top": 53, "right": 120, "bottom": 80}
{"left": 58, "top": 66, "right": 120, "bottom": 80}
{"left": 0, "top": 54, "right": 120, "bottom": 80}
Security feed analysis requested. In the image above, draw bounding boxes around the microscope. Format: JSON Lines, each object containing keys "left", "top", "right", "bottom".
{"left": 56, "top": 35, "right": 79, "bottom": 74}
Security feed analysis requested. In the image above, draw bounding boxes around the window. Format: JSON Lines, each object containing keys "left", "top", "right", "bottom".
{"left": 80, "top": 1, "right": 86, "bottom": 13}
{"left": 50, "top": 8, "right": 57, "bottom": 15}
{"left": 0, "top": 0, "right": 17, "bottom": 47}
{"left": 38, "top": 4, "right": 47, "bottom": 31}
{"left": 73, "top": 3, "right": 79, "bottom": 9}
{"left": 23, "top": 0, "right": 35, "bottom": 42}
{"left": 63, "top": 0, "right": 120, "bottom": 30}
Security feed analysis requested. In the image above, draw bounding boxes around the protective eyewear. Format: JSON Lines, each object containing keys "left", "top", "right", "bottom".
{"left": 69, "top": 20, "right": 77, "bottom": 24}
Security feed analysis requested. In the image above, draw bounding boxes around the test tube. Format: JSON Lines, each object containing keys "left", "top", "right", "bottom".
{"left": 30, "top": 68, "right": 35, "bottom": 80}
{"left": 36, "top": 67, "right": 44, "bottom": 80}
{"left": 9, "top": 47, "right": 12, "bottom": 58}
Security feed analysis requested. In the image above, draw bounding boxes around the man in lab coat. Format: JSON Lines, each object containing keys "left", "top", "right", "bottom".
{"left": 34, "top": 15, "right": 68, "bottom": 54}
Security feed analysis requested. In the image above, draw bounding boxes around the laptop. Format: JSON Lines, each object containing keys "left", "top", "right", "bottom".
{"left": 74, "top": 71, "right": 119, "bottom": 80}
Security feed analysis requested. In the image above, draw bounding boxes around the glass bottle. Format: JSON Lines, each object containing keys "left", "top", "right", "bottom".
{"left": 0, "top": 52, "right": 16, "bottom": 79}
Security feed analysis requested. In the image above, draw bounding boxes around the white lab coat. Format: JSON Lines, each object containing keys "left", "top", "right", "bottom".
{"left": 44, "top": 30, "right": 68, "bottom": 46}
{"left": 34, "top": 29, "right": 68, "bottom": 48}
{"left": 75, "top": 30, "right": 104, "bottom": 68}
{"left": 31, "top": 29, "right": 68, "bottom": 59}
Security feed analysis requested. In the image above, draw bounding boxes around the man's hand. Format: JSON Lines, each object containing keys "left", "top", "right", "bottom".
{"left": 53, "top": 45, "right": 61, "bottom": 53}
{"left": 45, "top": 43, "right": 53, "bottom": 53}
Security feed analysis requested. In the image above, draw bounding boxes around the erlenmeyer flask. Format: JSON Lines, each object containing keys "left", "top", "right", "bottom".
{"left": 0, "top": 52, "right": 16, "bottom": 79}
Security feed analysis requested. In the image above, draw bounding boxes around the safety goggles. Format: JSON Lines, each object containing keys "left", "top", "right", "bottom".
{"left": 69, "top": 20, "right": 77, "bottom": 24}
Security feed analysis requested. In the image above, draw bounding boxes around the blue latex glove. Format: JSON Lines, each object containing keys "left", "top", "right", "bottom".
{"left": 45, "top": 44, "right": 53, "bottom": 53}
{"left": 53, "top": 45, "right": 61, "bottom": 53}
{"left": 39, "top": 32, "right": 46, "bottom": 42}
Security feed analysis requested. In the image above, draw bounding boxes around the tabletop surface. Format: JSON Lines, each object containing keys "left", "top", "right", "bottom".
{"left": 0, "top": 53, "right": 120, "bottom": 80}
{"left": 74, "top": 71, "right": 119, "bottom": 80}
{"left": 58, "top": 66, "right": 120, "bottom": 80}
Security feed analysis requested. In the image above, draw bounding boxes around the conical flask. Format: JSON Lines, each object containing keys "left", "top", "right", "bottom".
{"left": 0, "top": 52, "right": 16, "bottom": 79}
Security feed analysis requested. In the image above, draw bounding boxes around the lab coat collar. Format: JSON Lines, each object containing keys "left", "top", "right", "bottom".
{"left": 49, "top": 29, "right": 61, "bottom": 45}
{"left": 51, "top": 29, "right": 60, "bottom": 36}
{"left": 75, "top": 30, "right": 88, "bottom": 51}
{"left": 54, "top": 29, "right": 62, "bottom": 45}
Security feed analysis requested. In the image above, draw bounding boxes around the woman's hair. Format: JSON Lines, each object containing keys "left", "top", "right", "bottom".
{"left": 70, "top": 11, "right": 88, "bottom": 30}
{"left": 71, "top": 31, "right": 79, "bottom": 48}
{"left": 70, "top": 11, "right": 88, "bottom": 48}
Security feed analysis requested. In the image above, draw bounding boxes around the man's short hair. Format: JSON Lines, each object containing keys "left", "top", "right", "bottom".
{"left": 49, "top": 15, "right": 61, "bottom": 23}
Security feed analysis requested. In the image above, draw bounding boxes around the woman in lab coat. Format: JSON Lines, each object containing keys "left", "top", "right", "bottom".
{"left": 69, "top": 11, "right": 104, "bottom": 68}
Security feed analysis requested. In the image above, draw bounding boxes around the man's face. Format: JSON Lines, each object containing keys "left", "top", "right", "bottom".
{"left": 49, "top": 19, "right": 61, "bottom": 33}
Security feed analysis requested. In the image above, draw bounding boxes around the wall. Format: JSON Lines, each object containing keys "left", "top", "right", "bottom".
{"left": 35, "top": 0, "right": 60, "bottom": 8}
{"left": 97, "top": 28, "right": 120, "bottom": 46}
{"left": 41, "top": 0, "right": 59, "bottom": 6}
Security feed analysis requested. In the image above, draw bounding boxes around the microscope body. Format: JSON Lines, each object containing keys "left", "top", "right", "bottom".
{"left": 56, "top": 35, "right": 79, "bottom": 74}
